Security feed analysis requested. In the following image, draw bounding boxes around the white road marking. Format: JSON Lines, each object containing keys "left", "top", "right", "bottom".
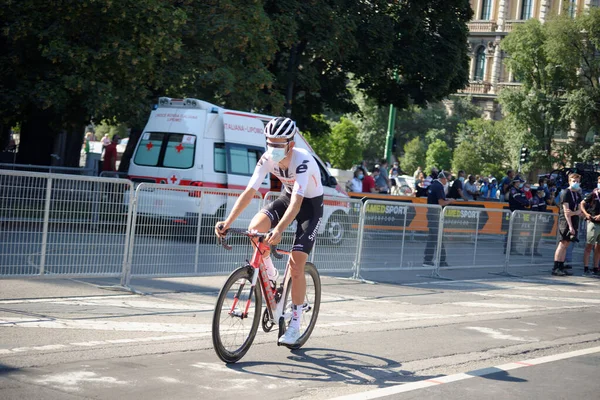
{"left": 465, "top": 326, "right": 536, "bottom": 342}
{"left": 451, "top": 302, "right": 532, "bottom": 309}
{"left": 470, "top": 292, "right": 600, "bottom": 304}
{"left": 331, "top": 345, "right": 600, "bottom": 400}
{"left": 0, "top": 295, "right": 135, "bottom": 305}
{"left": 33, "top": 371, "right": 129, "bottom": 392}
{"left": 0, "top": 318, "right": 212, "bottom": 332}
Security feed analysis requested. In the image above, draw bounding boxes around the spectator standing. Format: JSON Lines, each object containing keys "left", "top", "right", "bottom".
{"left": 372, "top": 167, "right": 389, "bottom": 194}
{"left": 413, "top": 166, "right": 423, "bottom": 180}
{"left": 378, "top": 160, "right": 391, "bottom": 189}
{"left": 553, "top": 174, "right": 582, "bottom": 276}
{"left": 479, "top": 177, "right": 489, "bottom": 199}
{"left": 547, "top": 179, "right": 558, "bottom": 206}
{"left": 525, "top": 189, "right": 547, "bottom": 256}
{"left": 101, "top": 134, "right": 111, "bottom": 147}
{"left": 422, "top": 167, "right": 438, "bottom": 190}
{"left": 523, "top": 183, "right": 533, "bottom": 200}
{"left": 448, "top": 170, "right": 468, "bottom": 201}
{"left": 464, "top": 175, "right": 479, "bottom": 201}
{"left": 390, "top": 162, "right": 400, "bottom": 178}
{"left": 348, "top": 169, "right": 363, "bottom": 193}
{"left": 580, "top": 176, "right": 600, "bottom": 275}
{"left": 423, "top": 172, "right": 452, "bottom": 267}
{"left": 360, "top": 167, "right": 376, "bottom": 193}
{"left": 102, "top": 135, "right": 119, "bottom": 172}
{"left": 505, "top": 177, "right": 530, "bottom": 255}
{"left": 538, "top": 177, "right": 551, "bottom": 205}
{"left": 499, "top": 169, "right": 515, "bottom": 202}
{"left": 83, "top": 132, "right": 94, "bottom": 154}
{"left": 489, "top": 178, "right": 498, "bottom": 199}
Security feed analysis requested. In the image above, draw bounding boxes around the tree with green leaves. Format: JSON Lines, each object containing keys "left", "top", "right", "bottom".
{"left": 452, "top": 119, "right": 509, "bottom": 178}
{"left": 426, "top": 139, "right": 452, "bottom": 172}
{"left": 400, "top": 137, "right": 426, "bottom": 175}
{"left": 1, "top": 0, "right": 473, "bottom": 168}
{"left": 326, "top": 118, "right": 363, "bottom": 169}
{"left": 499, "top": 10, "right": 600, "bottom": 171}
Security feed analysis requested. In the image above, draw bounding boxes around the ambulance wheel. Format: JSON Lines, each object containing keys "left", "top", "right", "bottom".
{"left": 322, "top": 211, "right": 346, "bottom": 246}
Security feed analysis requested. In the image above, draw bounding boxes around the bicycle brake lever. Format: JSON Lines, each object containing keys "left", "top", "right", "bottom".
{"left": 270, "top": 245, "right": 283, "bottom": 259}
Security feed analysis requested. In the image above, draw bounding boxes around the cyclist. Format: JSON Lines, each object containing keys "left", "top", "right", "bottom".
{"left": 215, "top": 117, "right": 324, "bottom": 345}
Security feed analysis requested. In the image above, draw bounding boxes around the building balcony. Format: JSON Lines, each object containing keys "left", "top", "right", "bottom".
{"left": 468, "top": 20, "right": 498, "bottom": 33}
{"left": 458, "top": 81, "right": 493, "bottom": 95}
{"left": 496, "top": 82, "right": 522, "bottom": 90}
{"left": 503, "top": 20, "right": 525, "bottom": 33}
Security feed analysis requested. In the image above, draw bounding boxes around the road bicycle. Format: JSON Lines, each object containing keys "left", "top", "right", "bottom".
{"left": 211, "top": 227, "right": 321, "bottom": 363}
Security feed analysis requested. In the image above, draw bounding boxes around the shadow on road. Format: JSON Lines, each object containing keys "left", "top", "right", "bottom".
{"left": 227, "top": 347, "right": 440, "bottom": 388}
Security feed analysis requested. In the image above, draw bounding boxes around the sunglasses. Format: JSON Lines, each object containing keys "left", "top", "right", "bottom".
{"left": 266, "top": 141, "right": 289, "bottom": 149}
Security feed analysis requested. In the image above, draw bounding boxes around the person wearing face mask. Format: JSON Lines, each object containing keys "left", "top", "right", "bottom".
{"left": 552, "top": 173, "right": 583, "bottom": 276}
{"left": 538, "top": 177, "right": 551, "bottom": 205}
{"left": 215, "top": 117, "right": 324, "bottom": 346}
{"left": 349, "top": 168, "right": 363, "bottom": 193}
{"left": 525, "top": 188, "right": 548, "bottom": 257}
{"left": 523, "top": 183, "right": 532, "bottom": 200}
{"left": 505, "top": 177, "right": 531, "bottom": 255}
{"left": 580, "top": 176, "right": 600, "bottom": 275}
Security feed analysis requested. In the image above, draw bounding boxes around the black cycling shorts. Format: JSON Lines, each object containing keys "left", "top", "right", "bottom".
{"left": 261, "top": 192, "right": 324, "bottom": 254}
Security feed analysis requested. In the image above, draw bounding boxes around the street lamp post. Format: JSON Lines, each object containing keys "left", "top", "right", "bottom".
{"left": 384, "top": 70, "right": 400, "bottom": 164}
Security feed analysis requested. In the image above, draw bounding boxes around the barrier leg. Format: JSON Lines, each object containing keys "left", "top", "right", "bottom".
{"left": 337, "top": 204, "right": 376, "bottom": 284}
{"left": 490, "top": 211, "right": 520, "bottom": 277}
{"left": 417, "top": 211, "right": 452, "bottom": 280}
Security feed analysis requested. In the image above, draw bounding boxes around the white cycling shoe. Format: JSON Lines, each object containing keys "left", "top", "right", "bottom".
{"left": 278, "top": 326, "right": 301, "bottom": 345}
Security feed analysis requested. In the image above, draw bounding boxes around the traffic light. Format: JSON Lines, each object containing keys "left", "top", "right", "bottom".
{"left": 520, "top": 147, "right": 530, "bottom": 163}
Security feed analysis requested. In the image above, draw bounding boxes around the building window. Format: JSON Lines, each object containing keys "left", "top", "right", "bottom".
{"left": 569, "top": 0, "right": 577, "bottom": 17}
{"left": 475, "top": 47, "right": 486, "bottom": 81}
{"left": 480, "top": 0, "right": 492, "bottom": 20}
{"left": 521, "top": 0, "right": 533, "bottom": 19}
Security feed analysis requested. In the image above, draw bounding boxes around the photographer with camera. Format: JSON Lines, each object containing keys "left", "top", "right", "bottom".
{"left": 553, "top": 173, "right": 583, "bottom": 276}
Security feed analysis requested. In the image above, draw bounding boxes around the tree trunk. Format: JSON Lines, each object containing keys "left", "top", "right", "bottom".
{"left": 17, "top": 110, "right": 58, "bottom": 166}
{"left": 118, "top": 127, "right": 142, "bottom": 174}
{"left": 62, "top": 124, "right": 86, "bottom": 167}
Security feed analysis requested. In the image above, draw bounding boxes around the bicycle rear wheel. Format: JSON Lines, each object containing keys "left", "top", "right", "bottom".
{"left": 212, "top": 265, "right": 262, "bottom": 363}
{"left": 281, "top": 262, "right": 321, "bottom": 350}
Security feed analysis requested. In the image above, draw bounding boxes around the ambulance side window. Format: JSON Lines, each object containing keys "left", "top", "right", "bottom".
{"left": 163, "top": 134, "right": 195, "bottom": 169}
{"left": 227, "top": 144, "right": 263, "bottom": 176}
{"left": 214, "top": 143, "right": 226, "bottom": 173}
{"left": 134, "top": 132, "right": 164, "bottom": 166}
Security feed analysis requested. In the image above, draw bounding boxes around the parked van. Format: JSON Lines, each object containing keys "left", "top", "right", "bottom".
{"left": 128, "top": 97, "right": 349, "bottom": 244}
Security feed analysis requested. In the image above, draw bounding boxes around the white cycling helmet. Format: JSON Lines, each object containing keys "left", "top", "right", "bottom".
{"left": 264, "top": 117, "right": 297, "bottom": 140}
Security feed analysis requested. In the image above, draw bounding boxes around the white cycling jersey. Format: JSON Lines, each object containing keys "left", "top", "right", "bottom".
{"left": 248, "top": 147, "right": 324, "bottom": 198}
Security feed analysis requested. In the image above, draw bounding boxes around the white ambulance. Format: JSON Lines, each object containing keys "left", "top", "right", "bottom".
{"left": 128, "top": 97, "right": 350, "bottom": 244}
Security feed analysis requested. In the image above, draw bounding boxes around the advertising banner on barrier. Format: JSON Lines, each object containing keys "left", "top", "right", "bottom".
{"left": 349, "top": 192, "right": 558, "bottom": 237}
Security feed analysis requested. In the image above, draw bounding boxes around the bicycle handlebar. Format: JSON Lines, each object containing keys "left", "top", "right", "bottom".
{"left": 217, "top": 226, "right": 283, "bottom": 259}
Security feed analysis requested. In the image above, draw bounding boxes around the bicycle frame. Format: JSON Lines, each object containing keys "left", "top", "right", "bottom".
{"left": 232, "top": 237, "right": 292, "bottom": 325}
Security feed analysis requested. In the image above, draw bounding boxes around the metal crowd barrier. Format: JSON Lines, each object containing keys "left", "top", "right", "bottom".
{"left": 0, "top": 168, "right": 562, "bottom": 285}
{"left": 262, "top": 192, "right": 364, "bottom": 276}
{"left": 355, "top": 199, "right": 442, "bottom": 274}
{"left": 124, "top": 184, "right": 263, "bottom": 283}
{"left": 0, "top": 169, "right": 133, "bottom": 278}
{"left": 506, "top": 210, "right": 558, "bottom": 270}
{"left": 0, "top": 163, "right": 95, "bottom": 176}
{"left": 439, "top": 206, "right": 512, "bottom": 270}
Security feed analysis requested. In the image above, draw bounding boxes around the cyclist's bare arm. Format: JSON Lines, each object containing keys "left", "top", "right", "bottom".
{"left": 215, "top": 187, "right": 257, "bottom": 237}
{"left": 267, "top": 193, "right": 303, "bottom": 245}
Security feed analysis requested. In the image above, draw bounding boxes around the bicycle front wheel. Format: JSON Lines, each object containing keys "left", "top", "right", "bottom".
{"left": 212, "top": 265, "right": 262, "bottom": 363}
{"left": 281, "top": 262, "right": 321, "bottom": 350}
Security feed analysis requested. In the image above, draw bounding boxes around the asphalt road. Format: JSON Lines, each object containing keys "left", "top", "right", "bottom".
{"left": 1, "top": 272, "right": 600, "bottom": 399}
